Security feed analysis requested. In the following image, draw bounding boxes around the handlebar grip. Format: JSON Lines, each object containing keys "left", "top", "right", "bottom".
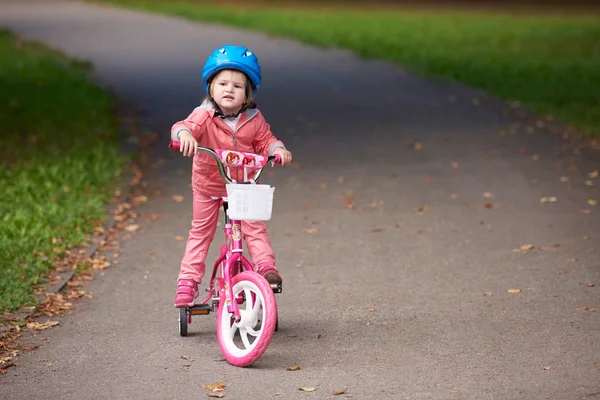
{"left": 273, "top": 154, "right": 282, "bottom": 164}
{"left": 169, "top": 140, "right": 181, "bottom": 151}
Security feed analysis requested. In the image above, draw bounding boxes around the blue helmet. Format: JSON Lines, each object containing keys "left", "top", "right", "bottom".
{"left": 202, "top": 45, "right": 262, "bottom": 96}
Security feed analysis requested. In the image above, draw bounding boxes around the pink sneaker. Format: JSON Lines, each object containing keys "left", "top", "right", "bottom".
{"left": 174, "top": 279, "right": 198, "bottom": 308}
{"left": 257, "top": 265, "right": 282, "bottom": 286}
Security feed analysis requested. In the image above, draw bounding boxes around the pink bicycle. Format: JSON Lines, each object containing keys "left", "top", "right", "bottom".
{"left": 169, "top": 141, "right": 282, "bottom": 367}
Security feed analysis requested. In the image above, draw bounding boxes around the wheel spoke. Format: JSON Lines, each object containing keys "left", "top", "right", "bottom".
{"left": 240, "top": 327, "right": 252, "bottom": 349}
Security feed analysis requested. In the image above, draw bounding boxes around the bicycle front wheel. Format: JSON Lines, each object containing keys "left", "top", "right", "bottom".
{"left": 216, "top": 271, "right": 277, "bottom": 367}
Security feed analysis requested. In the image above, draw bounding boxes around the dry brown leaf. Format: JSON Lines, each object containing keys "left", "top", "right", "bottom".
{"left": 482, "top": 192, "right": 494, "bottom": 199}
{"left": 124, "top": 224, "right": 141, "bottom": 232}
{"left": 580, "top": 209, "right": 592, "bottom": 215}
{"left": 590, "top": 170, "right": 599, "bottom": 179}
{"left": 413, "top": 142, "right": 423, "bottom": 151}
{"left": 132, "top": 195, "right": 148, "bottom": 205}
{"left": 303, "top": 227, "right": 318, "bottom": 234}
{"left": 337, "top": 176, "right": 345, "bottom": 184}
{"left": 449, "top": 193, "right": 460, "bottom": 200}
{"left": 520, "top": 244, "right": 535, "bottom": 251}
{"left": 556, "top": 270, "right": 569, "bottom": 275}
{"left": 208, "top": 394, "right": 224, "bottom": 398}
{"left": 286, "top": 365, "right": 301, "bottom": 371}
{"left": 483, "top": 292, "right": 492, "bottom": 296}
{"left": 203, "top": 383, "right": 226, "bottom": 392}
{"left": 38, "top": 293, "right": 72, "bottom": 316}
{"left": 577, "top": 306, "right": 598, "bottom": 312}
{"left": 414, "top": 204, "right": 428, "bottom": 214}
{"left": 175, "top": 236, "right": 185, "bottom": 241}
{"left": 450, "top": 161, "right": 459, "bottom": 169}
{"left": 507, "top": 289, "right": 522, "bottom": 293}
{"left": 542, "top": 366, "right": 551, "bottom": 371}
{"left": 368, "top": 308, "right": 377, "bottom": 312}
{"left": 312, "top": 334, "right": 326, "bottom": 340}
{"left": 484, "top": 202, "right": 500, "bottom": 209}
{"left": 320, "top": 183, "right": 327, "bottom": 189}
{"left": 172, "top": 194, "right": 184, "bottom": 202}
{"left": 298, "top": 388, "right": 316, "bottom": 392}
{"left": 588, "top": 199, "right": 597, "bottom": 206}
{"left": 27, "top": 321, "right": 59, "bottom": 331}
{"left": 333, "top": 389, "right": 348, "bottom": 395}
{"left": 588, "top": 283, "right": 595, "bottom": 287}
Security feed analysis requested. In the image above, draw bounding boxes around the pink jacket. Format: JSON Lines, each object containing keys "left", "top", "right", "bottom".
{"left": 171, "top": 101, "right": 285, "bottom": 197}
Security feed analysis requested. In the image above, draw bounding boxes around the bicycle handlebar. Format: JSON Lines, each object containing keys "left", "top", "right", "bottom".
{"left": 169, "top": 140, "right": 281, "bottom": 184}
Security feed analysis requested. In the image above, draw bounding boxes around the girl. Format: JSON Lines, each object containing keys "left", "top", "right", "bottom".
{"left": 170, "top": 45, "right": 293, "bottom": 308}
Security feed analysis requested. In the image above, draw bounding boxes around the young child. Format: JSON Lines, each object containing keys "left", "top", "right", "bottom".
{"left": 170, "top": 45, "right": 293, "bottom": 308}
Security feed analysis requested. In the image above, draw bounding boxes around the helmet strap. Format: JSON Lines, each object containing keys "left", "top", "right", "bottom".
{"left": 209, "top": 96, "right": 256, "bottom": 119}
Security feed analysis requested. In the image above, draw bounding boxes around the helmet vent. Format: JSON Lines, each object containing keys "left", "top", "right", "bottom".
{"left": 244, "top": 50, "right": 252, "bottom": 57}
{"left": 218, "top": 47, "right": 226, "bottom": 54}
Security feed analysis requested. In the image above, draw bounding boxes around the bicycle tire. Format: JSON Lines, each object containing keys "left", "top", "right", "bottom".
{"left": 216, "top": 271, "right": 277, "bottom": 367}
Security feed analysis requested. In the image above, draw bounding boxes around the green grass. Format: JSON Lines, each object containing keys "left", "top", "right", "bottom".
{"left": 95, "top": 0, "right": 600, "bottom": 136}
{"left": 0, "top": 30, "right": 125, "bottom": 312}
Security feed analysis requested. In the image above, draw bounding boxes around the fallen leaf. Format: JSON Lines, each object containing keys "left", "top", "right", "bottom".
{"left": 413, "top": 142, "right": 423, "bottom": 151}
{"left": 559, "top": 176, "right": 570, "bottom": 182}
{"left": 585, "top": 180, "right": 595, "bottom": 187}
{"left": 567, "top": 258, "right": 578, "bottom": 262}
{"left": 583, "top": 236, "right": 590, "bottom": 240}
{"left": 484, "top": 202, "right": 499, "bottom": 209}
{"left": 337, "top": 176, "right": 345, "bottom": 184}
{"left": 580, "top": 209, "right": 592, "bottom": 215}
{"left": 507, "top": 289, "right": 522, "bottom": 293}
{"left": 203, "top": 383, "right": 226, "bottom": 392}
{"left": 368, "top": 308, "right": 377, "bottom": 312}
{"left": 286, "top": 365, "right": 301, "bottom": 371}
{"left": 333, "top": 389, "right": 348, "bottom": 395}
{"left": 208, "top": 394, "right": 224, "bottom": 398}
{"left": 132, "top": 195, "right": 148, "bottom": 205}
{"left": 303, "top": 227, "right": 318, "bottom": 234}
{"left": 556, "top": 270, "right": 569, "bottom": 275}
{"left": 181, "top": 355, "right": 195, "bottom": 362}
{"left": 312, "top": 334, "right": 326, "bottom": 340}
{"left": 414, "top": 204, "right": 428, "bottom": 214}
{"left": 172, "top": 195, "right": 184, "bottom": 202}
{"left": 520, "top": 244, "right": 535, "bottom": 251}
{"left": 320, "top": 183, "right": 327, "bottom": 189}
{"left": 588, "top": 199, "right": 597, "bottom": 206}
{"left": 483, "top": 292, "right": 492, "bottom": 296}
{"left": 542, "top": 366, "right": 551, "bottom": 371}
{"left": 577, "top": 306, "right": 598, "bottom": 312}
{"left": 124, "top": 224, "right": 141, "bottom": 232}
{"left": 590, "top": 170, "right": 599, "bottom": 179}
{"left": 540, "top": 196, "right": 558, "bottom": 204}
{"left": 175, "top": 236, "right": 185, "bottom": 241}
{"left": 369, "top": 228, "right": 385, "bottom": 233}
{"left": 298, "top": 388, "right": 316, "bottom": 392}
{"left": 147, "top": 250, "right": 155, "bottom": 255}
{"left": 588, "top": 283, "right": 595, "bottom": 287}
{"left": 532, "top": 154, "right": 540, "bottom": 161}
{"left": 450, "top": 161, "right": 459, "bottom": 169}
{"left": 27, "top": 321, "right": 59, "bottom": 331}
{"left": 449, "top": 193, "right": 460, "bottom": 200}
{"left": 483, "top": 192, "right": 494, "bottom": 199}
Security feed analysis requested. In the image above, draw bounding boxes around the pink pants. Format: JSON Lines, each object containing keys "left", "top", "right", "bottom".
{"left": 178, "top": 189, "right": 276, "bottom": 283}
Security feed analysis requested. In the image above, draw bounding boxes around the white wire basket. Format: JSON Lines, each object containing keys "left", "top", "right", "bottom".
{"left": 225, "top": 184, "right": 275, "bottom": 221}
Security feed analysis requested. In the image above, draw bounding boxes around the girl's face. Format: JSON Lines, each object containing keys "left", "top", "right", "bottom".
{"left": 210, "top": 70, "right": 247, "bottom": 116}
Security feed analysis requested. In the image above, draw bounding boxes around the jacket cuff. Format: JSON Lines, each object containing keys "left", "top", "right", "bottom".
{"left": 171, "top": 127, "right": 191, "bottom": 142}
{"left": 268, "top": 141, "right": 285, "bottom": 155}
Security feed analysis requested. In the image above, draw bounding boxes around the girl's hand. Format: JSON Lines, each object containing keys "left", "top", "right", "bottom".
{"left": 273, "top": 147, "right": 293, "bottom": 167}
{"left": 179, "top": 130, "right": 198, "bottom": 157}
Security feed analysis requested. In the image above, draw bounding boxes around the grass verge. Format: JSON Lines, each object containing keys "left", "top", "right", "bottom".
{"left": 94, "top": 0, "right": 599, "bottom": 136}
{"left": 0, "top": 30, "right": 124, "bottom": 313}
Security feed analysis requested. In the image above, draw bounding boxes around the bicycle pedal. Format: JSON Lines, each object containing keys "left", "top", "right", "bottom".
{"left": 189, "top": 304, "right": 211, "bottom": 315}
{"left": 270, "top": 283, "right": 282, "bottom": 294}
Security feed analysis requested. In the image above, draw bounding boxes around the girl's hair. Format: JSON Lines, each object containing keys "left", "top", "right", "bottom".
{"left": 204, "top": 69, "right": 256, "bottom": 111}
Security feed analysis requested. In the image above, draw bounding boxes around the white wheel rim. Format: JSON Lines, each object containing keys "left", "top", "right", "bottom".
{"left": 220, "top": 280, "right": 266, "bottom": 358}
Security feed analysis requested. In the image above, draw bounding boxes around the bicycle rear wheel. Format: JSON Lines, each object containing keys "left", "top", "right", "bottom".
{"left": 216, "top": 271, "right": 277, "bottom": 367}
